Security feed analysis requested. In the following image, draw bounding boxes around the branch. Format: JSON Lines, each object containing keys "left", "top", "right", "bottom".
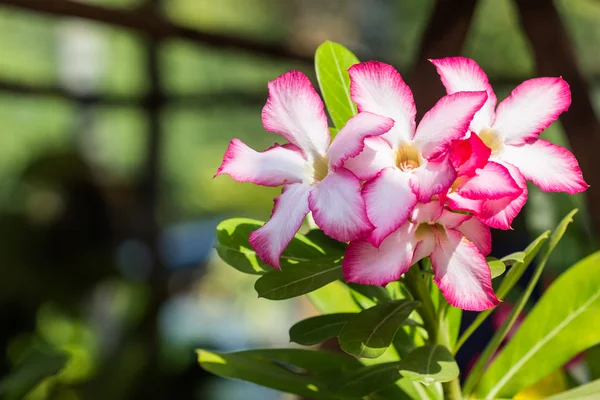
{"left": 0, "top": 0, "right": 312, "bottom": 64}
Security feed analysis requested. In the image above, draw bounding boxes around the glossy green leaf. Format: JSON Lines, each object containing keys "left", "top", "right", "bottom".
{"left": 398, "top": 345, "right": 459, "bottom": 384}
{"left": 304, "top": 229, "right": 347, "bottom": 256}
{"left": 255, "top": 259, "right": 343, "bottom": 300}
{"left": 455, "top": 230, "right": 551, "bottom": 353}
{"left": 546, "top": 378, "right": 600, "bottom": 400}
{"left": 476, "top": 250, "right": 600, "bottom": 399}
{"left": 487, "top": 257, "right": 506, "bottom": 279}
{"left": 348, "top": 282, "right": 393, "bottom": 309}
{"left": 289, "top": 313, "right": 354, "bottom": 345}
{"left": 308, "top": 280, "right": 362, "bottom": 313}
{"left": 0, "top": 346, "right": 69, "bottom": 400}
{"left": 215, "top": 218, "right": 337, "bottom": 275}
{"left": 315, "top": 41, "right": 359, "bottom": 131}
{"left": 339, "top": 300, "right": 419, "bottom": 358}
{"left": 500, "top": 251, "right": 526, "bottom": 266}
{"left": 334, "top": 362, "right": 401, "bottom": 398}
{"left": 197, "top": 348, "right": 362, "bottom": 399}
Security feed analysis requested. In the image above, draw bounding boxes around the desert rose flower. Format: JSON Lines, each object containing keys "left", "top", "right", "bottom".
{"left": 215, "top": 70, "right": 394, "bottom": 268}
{"left": 344, "top": 200, "right": 499, "bottom": 311}
{"left": 431, "top": 57, "right": 588, "bottom": 228}
{"left": 443, "top": 133, "right": 523, "bottom": 216}
{"left": 344, "top": 61, "right": 488, "bottom": 246}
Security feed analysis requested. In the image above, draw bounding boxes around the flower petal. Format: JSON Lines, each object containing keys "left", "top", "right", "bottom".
{"left": 249, "top": 183, "right": 311, "bottom": 268}
{"left": 478, "top": 163, "right": 528, "bottom": 230}
{"left": 328, "top": 112, "right": 395, "bottom": 170}
{"left": 411, "top": 201, "right": 444, "bottom": 224}
{"left": 437, "top": 209, "right": 471, "bottom": 229}
{"left": 413, "top": 91, "right": 488, "bottom": 159}
{"left": 363, "top": 167, "right": 417, "bottom": 247}
{"left": 261, "top": 70, "right": 329, "bottom": 158}
{"left": 309, "top": 169, "right": 374, "bottom": 242}
{"left": 215, "top": 139, "right": 310, "bottom": 186}
{"left": 343, "top": 136, "right": 396, "bottom": 181}
{"left": 499, "top": 139, "right": 588, "bottom": 194}
{"left": 451, "top": 133, "right": 491, "bottom": 177}
{"left": 457, "top": 161, "right": 522, "bottom": 200}
{"left": 455, "top": 216, "right": 492, "bottom": 255}
{"left": 493, "top": 77, "right": 571, "bottom": 145}
{"left": 344, "top": 221, "right": 417, "bottom": 286}
{"left": 430, "top": 57, "right": 497, "bottom": 133}
{"left": 446, "top": 192, "right": 483, "bottom": 214}
{"left": 430, "top": 229, "right": 499, "bottom": 311}
{"left": 348, "top": 61, "right": 416, "bottom": 146}
{"left": 410, "top": 155, "right": 457, "bottom": 203}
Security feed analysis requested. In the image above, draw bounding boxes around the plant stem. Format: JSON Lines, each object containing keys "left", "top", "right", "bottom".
{"left": 437, "top": 297, "right": 463, "bottom": 400}
{"left": 404, "top": 265, "right": 437, "bottom": 342}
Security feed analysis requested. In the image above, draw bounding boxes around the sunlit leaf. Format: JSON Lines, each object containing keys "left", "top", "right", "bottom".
{"left": 315, "top": 41, "right": 359, "bottom": 132}
{"left": 476, "top": 250, "right": 600, "bottom": 399}
{"left": 501, "top": 251, "right": 526, "bottom": 266}
{"left": 197, "top": 348, "right": 362, "bottom": 399}
{"left": 546, "top": 377, "right": 600, "bottom": 400}
{"left": 339, "top": 300, "right": 419, "bottom": 358}
{"left": 255, "top": 260, "right": 343, "bottom": 300}
{"left": 487, "top": 257, "right": 506, "bottom": 279}
{"left": 398, "top": 345, "right": 459, "bottom": 384}
{"left": 290, "top": 313, "right": 354, "bottom": 345}
{"left": 333, "top": 362, "right": 402, "bottom": 398}
{"left": 348, "top": 282, "right": 393, "bottom": 309}
{"left": 215, "top": 218, "right": 336, "bottom": 275}
{"left": 307, "top": 280, "right": 362, "bottom": 314}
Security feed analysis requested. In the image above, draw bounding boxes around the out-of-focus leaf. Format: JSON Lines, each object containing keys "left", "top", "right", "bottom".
{"left": 514, "top": 368, "right": 568, "bottom": 400}
{"left": 398, "top": 345, "right": 459, "bottom": 384}
{"left": 476, "top": 250, "right": 600, "bottom": 399}
{"left": 307, "top": 280, "right": 362, "bottom": 313}
{"left": 289, "top": 313, "right": 353, "bottom": 345}
{"left": 215, "top": 218, "right": 338, "bottom": 275}
{"left": 586, "top": 344, "right": 600, "bottom": 380}
{"left": 255, "top": 259, "right": 343, "bottom": 300}
{"left": 333, "top": 362, "right": 401, "bottom": 398}
{"left": 339, "top": 300, "right": 419, "bottom": 358}
{"left": 197, "top": 348, "right": 362, "bottom": 399}
{"left": 0, "top": 346, "right": 69, "bottom": 400}
{"left": 348, "top": 282, "right": 393, "bottom": 309}
{"left": 315, "top": 41, "right": 359, "bottom": 131}
{"left": 487, "top": 257, "right": 506, "bottom": 279}
{"left": 546, "top": 377, "right": 600, "bottom": 400}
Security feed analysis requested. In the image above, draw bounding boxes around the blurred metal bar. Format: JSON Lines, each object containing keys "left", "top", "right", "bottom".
{"left": 0, "top": 0, "right": 312, "bottom": 64}
{"left": 410, "top": 0, "right": 479, "bottom": 120}
{"left": 516, "top": 0, "right": 600, "bottom": 239}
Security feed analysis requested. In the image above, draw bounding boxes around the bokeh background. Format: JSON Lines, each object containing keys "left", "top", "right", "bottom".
{"left": 0, "top": 0, "right": 599, "bottom": 399}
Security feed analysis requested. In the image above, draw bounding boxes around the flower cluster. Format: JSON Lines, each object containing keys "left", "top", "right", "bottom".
{"left": 215, "top": 57, "right": 587, "bottom": 311}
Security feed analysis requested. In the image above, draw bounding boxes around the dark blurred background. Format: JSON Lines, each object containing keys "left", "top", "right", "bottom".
{"left": 0, "top": 0, "right": 598, "bottom": 399}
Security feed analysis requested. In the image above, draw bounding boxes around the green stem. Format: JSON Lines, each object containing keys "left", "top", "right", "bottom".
{"left": 404, "top": 265, "right": 437, "bottom": 342}
{"left": 437, "top": 297, "right": 463, "bottom": 400}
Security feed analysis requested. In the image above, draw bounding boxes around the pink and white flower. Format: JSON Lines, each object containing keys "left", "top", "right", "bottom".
{"left": 344, "top": 61, "right": 488, "bottom": 246}
{"left": 431, "top": 57, "right": 588, "bottom": 228}
{"left": 215, "top": 70, "right": 394, "bottom": 268}
{"left": 343, "top": 200, "right": 499, "bottom": 311}
{"left": 443, "top": 134, "right": 523, "bottom": 218}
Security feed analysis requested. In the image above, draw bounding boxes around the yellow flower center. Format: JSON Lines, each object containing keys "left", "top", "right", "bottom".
{"left": 312, "top": 155, "right": 329, "bottom": 182}
{"left": 396, "top": 143, "right": 422, "bottom": 172}
{"left": 479, "top": 128, "right": 504, "bottom": 155}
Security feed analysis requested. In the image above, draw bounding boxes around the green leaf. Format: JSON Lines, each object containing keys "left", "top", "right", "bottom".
{"left": 487, "top": 257, "right": 506, "bottom": 279}
{"left": 398, "top": 345, "right": 459, "bottom": 384}
{"left": 586, "top": 344, "right": 600, "bottom": 380}
{"left": 197, "top": 348, "right": 362, "bottom": 399}
{"left": 466, "top": 209, "right": 578, "bottom": 399}
{"left": 348, "top": 282, "right": 393, "bottom": 309}
{"left": 315, "top": 41, "right": 359, "bottom": 131}
{"left": 476, "top": 250, "right": 600, "bottom": 399}
{"left": 290, "top": 313, "right": 354, "bottom": 345}
{"left": 0, "top": 346, "right": 69, "bottom": 400}
{"left": 215, "top": 218, "right": 337, "bottom": 275}
{"left": 339, "top": 300, "right": 420, "bottom": 358}
{"left": 307, "top": 280, "right": 362, "bottom": 313}
{"left": 455, "top": 230, "right": 551, "bottom": 353}
{"left": 304, "top": 229, "right": 347, "bottom": 256}
{"left": 255, "top": 260, "right": 343, "bottom": 300}
{"left": 500, "top": 251, "right": 526, "bottom": 266}
{"left": 546, "top": 378, "right": 600, "bottom": 400}
{"left": 334, "top": 362, "right": 401, "bottom": 398}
